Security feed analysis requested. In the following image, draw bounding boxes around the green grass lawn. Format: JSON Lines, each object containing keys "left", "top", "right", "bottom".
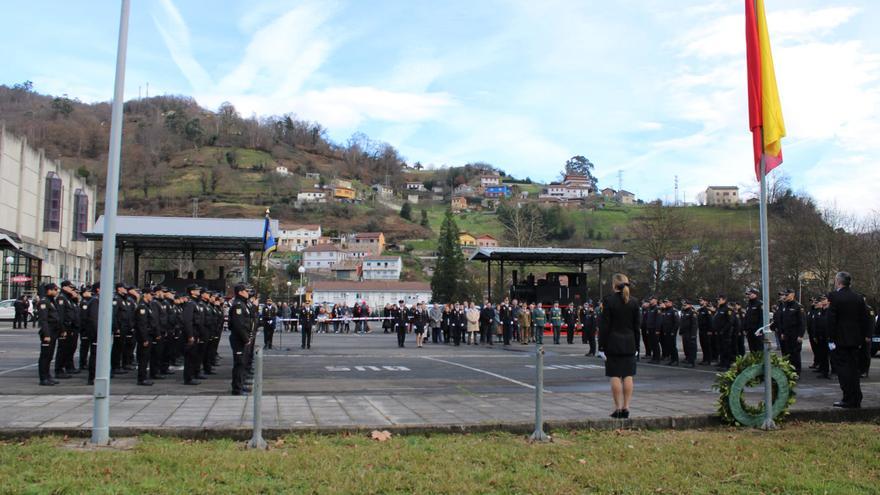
{"left": 1, "top": 422, "right": 877, "bottom": 494}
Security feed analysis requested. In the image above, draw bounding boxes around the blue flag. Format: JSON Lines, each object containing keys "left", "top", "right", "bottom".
{"left": 262, "top": 214, "right": 277, "bottom": 256}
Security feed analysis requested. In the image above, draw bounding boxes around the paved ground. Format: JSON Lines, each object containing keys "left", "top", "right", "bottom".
{"left": 0, "top": 322, "right": 876, "bottom": 434}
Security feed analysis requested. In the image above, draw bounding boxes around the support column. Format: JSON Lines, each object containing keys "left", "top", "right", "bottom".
{"left": 486, "top": 260, "right": 492, "bottom": 302}
{"left": 598, "top": 259, "right": 604, "bottom": 300}
{"left": 499, "top": 260, "right": 505, "bottom": 302}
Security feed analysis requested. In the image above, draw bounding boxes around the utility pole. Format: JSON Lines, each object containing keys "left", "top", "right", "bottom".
{"left": 674, "top": 175, "right": 680, "bottom": 206}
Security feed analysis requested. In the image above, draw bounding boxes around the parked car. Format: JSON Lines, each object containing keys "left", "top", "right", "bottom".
{"left": 0, "top": 299, "right": 15, "bottom": 320}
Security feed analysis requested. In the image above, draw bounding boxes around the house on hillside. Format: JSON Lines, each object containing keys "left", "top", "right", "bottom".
{"left": 362, "top": 255, "right": 402, "bottom": 280}
{"left": 484, "top": 185, "right": 511, "bottom": 198}
{"left": 331, "top": 262, "right": 360, "bottom": 281}
{"left": 353, "top": 232, "right": 385, "bottom": 255}
{"left": 600, "top": 187, "right": 616, "bottom": 199}
{"left": 480, "top": 174, "right": 501, "bottom": 187}
{"left": 308, "top": 280, "right": 431, "bottom": 308}
{"left": 476, "top": 234, "right": 499, "bottom": 248}
{"left": 277, "top": 224, "right": 322, "bottom": 252}
{"left": 454, "top": 184, "right": 475, "bottom": 196}
{"left": 617, "top": 190, "right": 636, "bottom": 205}
{"left": 333, "top": 185, "right": 356, "bottom": 201}
{"left": 451, "top": 196, "right": 467, "bottom": 212}
{"left": 405, "top": 181, "right": 425, "bottom": 191}
{"left": 305, "top": 172, "right": 321, "bottom": 181}
{"left": 297, "top": 189, "right": 327, "bottom": 203}
{"left": 705, "top": 186, "right": 740, "bottom": 206}
{"left": 274, "top": 166, "right": 290, "bottom": 175}
{"left": 458, "top": 232, "right": 476, "bottom": 247}
{"left": 372, "top": 184, "right": 393, "bottom": 199}
{"left": 303, "top": 244, "right": 344, "bottom": 271}
{"left": 563, "top": 173, "right": 593, "bottom": 190}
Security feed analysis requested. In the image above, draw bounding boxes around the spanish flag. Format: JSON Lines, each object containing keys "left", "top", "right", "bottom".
{"left": 746, "top": 0, "right": 785, "bottom": 180}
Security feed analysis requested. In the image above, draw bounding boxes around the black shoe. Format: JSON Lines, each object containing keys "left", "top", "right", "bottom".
{"left": 150, "top": 375, "right": 166, "bottom": 380}
{"left": 833, "top": 401, "right": 859, "bottom": 409}
{"left": 39, "top": 380, "right": 55, "bottom": 386}
{"left": 610, "top": 410, "right": 621, "bottom": 418}
{"left": 621, "top": 409, "right": 630, "bottom": 419}
{"left": 195, "top": 374, "right": 207, "bottom": 380}
{"left": 184, "top": 380, "right": 201, "bottom": 385}
{"left": 137, "top": 380, "right": 154, "bottom": 386}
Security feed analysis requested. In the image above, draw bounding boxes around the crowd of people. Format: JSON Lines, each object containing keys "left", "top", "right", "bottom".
{"left": 20, "top": 270, "right": 879, "bottom": 406}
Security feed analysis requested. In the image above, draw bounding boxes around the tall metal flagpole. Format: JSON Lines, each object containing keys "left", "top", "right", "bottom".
{"left": 758, "top": 150, "right": 776, "bottom": 430}
{"left": 92, "top": 0, "right": 131, "bottom": 445}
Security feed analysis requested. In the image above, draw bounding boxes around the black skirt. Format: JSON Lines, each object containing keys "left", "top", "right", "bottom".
{"left": 605, "top": 354, "right": 637, "bottom": 378}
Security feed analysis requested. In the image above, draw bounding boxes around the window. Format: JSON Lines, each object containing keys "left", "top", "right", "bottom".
{"left": 73, "top": 189, "right": 89, "bottom": 241}
{"left": 43, "top": 172, "right": 62, "bottom": 232}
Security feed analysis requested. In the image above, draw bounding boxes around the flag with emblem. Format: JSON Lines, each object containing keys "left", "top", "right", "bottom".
{"left": 262, "top": 210, "right": 277, "bottom": 256}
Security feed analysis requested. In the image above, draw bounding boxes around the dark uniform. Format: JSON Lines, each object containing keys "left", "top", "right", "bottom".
{"left": 393, "top": 304, "right": 408, "bottom": 348}
{"left": 37, "top": 288, "right": 61, "bottom": 385}
{"left": 697, "top": 303, "right": 714, "bottom": 364}
{"left": 300, "top": 305, "right": 315, "bottom": 349}
{"left": 713, "top": 301, "right": 734, "bottom": 370}
{"left": 581, "top": 306, "right": 598, "bottom": 355}
{"left": 181, "top": 290, "right": 204, "bottom": 385}
{"left": 228, "top": 291, "right": 250, "bottom": 394}
{"left": 644, "top": 303, "right": 661, "bottom": 362}
{"left": 809, "top": 303, "right": 830, "bottom": 377}
{"left": 134, "top": 296, "right": 156, "bottom": 385}
{"left": 453, "top": 306, "right": 467, "bottom": 346}
{"left": 772, "top": 297, "right": 805, "bottom": 374}
{"left": 123, "top": 291, "right": 138, "bottom": 369}
{"left": 660, "top": 304, "right": 679, "bottom": 364}
{"left": 679, "top": 305, "right": 698, "bottom": 367}
{"left": 479, "top": 304, "right": 495, "bottom": 345}
{"left": 827, "top": 284, "right": 871, "bottom": 408}
{"left": 54, "top": 288, "right": 79, "bottom": 377}
{"left": 563, "top": 305, "right": 576, "bottom": 344}
{"left": 82, "top": 291, "right": 100, "bottom": 384}
{"left": 262, "top": 302, "right": 277, "bottom": 349}
{"left": 743, "top": 297, "right": 764, "bottom": 353}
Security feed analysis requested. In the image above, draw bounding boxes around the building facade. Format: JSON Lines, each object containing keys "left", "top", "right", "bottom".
{"left": 361, "top": 256, "right": 402, "bottom": 280}
{"left": 309, "top": 280, "right": 432, "bottom": 308}
{"left": 297, "top": 189, "right": 327, "bottom": 203}
{"left": 277, "top": 224, "right": 322, "bottom": 252}
{"left": 0, "top": 125, "right": 96, "bottom": 297}
{"left": 353, "top": 232, "right": 385, "bottom": 255}
{"left": 705, "top": 186, "right": 740, "bottom": 206}
{"left": 302, "top": 244, "right": 344, "bottom": 271}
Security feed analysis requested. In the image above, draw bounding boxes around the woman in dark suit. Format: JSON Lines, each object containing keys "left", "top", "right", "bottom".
{"left": 598, "top": 273, "right": 641, "bottom": 418}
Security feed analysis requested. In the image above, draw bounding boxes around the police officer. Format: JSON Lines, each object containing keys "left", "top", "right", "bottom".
{"left": 37, "top": 283, "right": 62, "bottom": 386}
{"left": 679, "top": 299, "right": 698, "bottom": 367}
{"left": 181, "top": 284, "right": 203, "bottom": 385}
{"left": 563, "top": 302, "right": 577, "bottom": 345}
{"left": 644, "top": 297, "right": 661, "bottom": 362}
{"left": 697, "top": 297, "right": 714, "bottom": 365}
{"left": 198, "top": 291, "right": 214, "bottom": 376}
{"left": 134, "top": 287, "right": 155, "bottom": 386}
{"left": 772, "top": 288, "right": 805, "bottom": 374}
{"left": 713, "top": 295, "right": 735, "bottom": 371}
{"left": 393, "top": 300, "right": 408, "bottom": 348}
{"left": 228, "top": 284, "right": 251, "bottom": 395}
{"left": 743, "top": 289, "right": 763, "bottom": 353}
{"left": 262, "top": 299, "right": 277, "bottom": 349}
{"left": 479, "top": 301, "right": 495, "bottom": 345}
{"left": 82, "top": 284, "right": 100, "bottom": 385}
{"left": 300, "top": 303, "right": 315, "bottom": 349}
{"left": 582, "top": 303, "right": 598, "bottom": 356}
{"left": 79, "top": 285, "right": 94, "bottom": 377}
{"left": 810, "top": 295, "right": 831, "bottom": 379}
{"left": 54, "top": 281, "right": 79, "bottom": 378}
{"left": 111, "top": 283, "right": 129, "bottom": 376}
{"left": 660, "top": 299, "right": 679, "bottom": 365}
{"left": 124, "top": 286, "right": 139, "bottom": 370}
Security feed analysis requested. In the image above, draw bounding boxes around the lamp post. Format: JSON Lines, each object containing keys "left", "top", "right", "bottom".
{"left": 5, "top": 255, "right": 14, "bottom": 300}
{"left": 286, "top": 280, "right": 292, "bottom": 305}
{"left": 298, "top": 265, "right": 306, "bottom": 308}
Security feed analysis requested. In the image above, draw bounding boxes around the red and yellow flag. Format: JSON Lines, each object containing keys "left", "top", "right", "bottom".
{"left": 746, "top": 0, "right": 785, "bottom": 180}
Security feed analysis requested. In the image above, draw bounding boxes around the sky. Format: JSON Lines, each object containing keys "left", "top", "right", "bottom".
{"left": 2, "top": 0, "right": 879, "bottom": 215}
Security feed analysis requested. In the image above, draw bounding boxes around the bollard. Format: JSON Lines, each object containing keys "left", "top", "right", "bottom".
{"left": 530, "top": 342, "right": 550, "bottom": 442}
{"left": 246, "top": 345, "right": 267, "bottom": 450}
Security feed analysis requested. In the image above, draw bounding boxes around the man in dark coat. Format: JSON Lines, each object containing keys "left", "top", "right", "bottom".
{"left": 772, "top": 288, "right": 805, "bottom": 374}
{"left": 827, "top": 272, "right": 871, "bottom": 408}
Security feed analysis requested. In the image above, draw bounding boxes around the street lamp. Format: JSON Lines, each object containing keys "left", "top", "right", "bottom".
{"left": 5, "top": 255, "right": 14, "bottom": 300}
{"left": 286, "top": 280, "right": 292, "bottom": 305}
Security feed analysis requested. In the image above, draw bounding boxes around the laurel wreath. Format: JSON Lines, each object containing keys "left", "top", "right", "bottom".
{"left": 713, "top": 352, "right": 798, "bottom": 427}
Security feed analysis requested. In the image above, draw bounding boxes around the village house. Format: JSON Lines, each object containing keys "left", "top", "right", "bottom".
{"left": 405, "top": 181, "right": 426, "bottom": 191}
{"left": 480, "top": 174, "right": 501, "bottom": 187}
{"left": 617, "top": 190, "right": 636, "bottom": 205}
{"left": 372, "top": 184, "right": 393, "bottom": 199}
{"left": 297, "top": 189, "right": 327, "bottom": 203}
{"left": 302, "top": 244, "right": 344, "bottom": 271}
{"left": 476, "top": 234, "right": 499, "bottom": 248}
{"left": 276, "top": 224, "right": 322, "bottom": 252}
{"left": 451, "top": 196, "right": 467, "bottom": 212}
{"left": 352, "top": 232, "right": 385, "bottom": 255}
{"left": 705, "top": 186, "right": 740, "bottom": 206}
{"left": 361, "top": 255, "right": 402, "bottom": 280}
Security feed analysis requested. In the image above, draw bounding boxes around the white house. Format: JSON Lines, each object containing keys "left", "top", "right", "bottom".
{"left": 617, "top": 190, "right": 636, "bottom": 205}
{"left": 297, "top": 189, "right": 327, "bottom": 203}
{"left": 309, "top": 280, "right": 431, "bottom": 308}
{"left": 277, "top": 224, "right": 322, "bottom": 252}
{"left": 372, "top": 184, "right": 393, "bottom": 198}
{"left": 405, "top": 181, "right": 425, "bottom": 191}
{"left": 361, "top": 256, "right": 402, "bottom": 280}
{"left": 274, "top": 166, "right": 290, "bottom": 175}
{"left": 705, "top": 186, "right": 740, "bottom": 206}
{"left": 541, "top": 183, "right": 591, "bottom": 200}
{"left": 302, "top": 244, "right": 344, "bottom": 271}
{"left": 480, "top": 174, "right": 501, "bottom": 187}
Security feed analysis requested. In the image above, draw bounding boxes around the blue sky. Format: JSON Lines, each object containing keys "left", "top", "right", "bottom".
{"left": 2, "top": 0, "right": 879, "bottom": 215}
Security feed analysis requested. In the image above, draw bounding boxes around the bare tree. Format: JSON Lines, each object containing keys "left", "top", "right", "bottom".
{"left": 497, "top": 203, "right": 546, "bottom": 247}
{"left": 627, "top": 204, "right": 688, "bottom": 292}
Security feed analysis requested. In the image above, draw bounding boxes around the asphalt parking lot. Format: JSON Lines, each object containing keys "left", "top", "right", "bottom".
{"left": 0, "top": 322, "right": 856, "bottom": 398}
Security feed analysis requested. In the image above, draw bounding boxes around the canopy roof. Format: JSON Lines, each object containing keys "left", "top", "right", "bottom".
{"left": 85, "top": 215, "right": 278, "bottom": 252}
{"left": 469, "top": 246, "right": 626, "bottom": 265}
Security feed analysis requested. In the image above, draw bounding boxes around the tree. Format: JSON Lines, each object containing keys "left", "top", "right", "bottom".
{"left": 497, "top": 202, "right": 546, "bottom": 247}
{"left": 431, "top": 209, "right": 469, "bottom": 302}
{"left": 51, "top": 95, "right": 75, "bottom": 118}
{"left": 420, "top": 209, "right": 429, "bottom": 228}
{"left": 627, "top": 203, "right": 688, "bottom": 292}
{"left": 400, "top": 201, "right": 413, "bottom": 221}
{"left": 564, "top": 155, "right": 597, "bottom": 187}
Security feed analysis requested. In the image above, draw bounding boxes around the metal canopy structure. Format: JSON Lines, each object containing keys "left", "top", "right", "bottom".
{"left": 85, "top": 215, "right": 279, "bottom": 285}
{"left": 468, "top": 246, "right": 627, "bottom": 301}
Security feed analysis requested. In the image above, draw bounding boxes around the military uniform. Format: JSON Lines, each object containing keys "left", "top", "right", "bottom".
{"left": 660, "top": 304, "right": 679, "bottom": 364}
{"left": 82, "top": 292, "right": 100, "bottom": 384}
{"left": 37, "top": 291, "right": 61, "bottom": 385}
{"left": 679, "top": 306, "right": 698, "bottom": 367}
{"left": 743, "top": 298, "right": 763, "bottom": 353}
{"left": 713, "top": 302, "right": 735, "bottom": 370}
{"left": 697, "top": 304, "right": 714, "bottom": 364}
{"left": 532, "top": 306, "right": 546, "bottom": 345}
{"left": 228, "top": 293, "right": 250, "bottom": 394}
{"left": 392, "top": 304, "right": 408, "bottom": 347}
{"left": 54, "top": 289, "right": 79, "bottom": 377}
{"left": 644, "top": 303, "right": 661, "bottom": 362}
{"left": 581, "top": 307, "right": 597, "bottom": 354}
{"left": 549, "top": 306, "right": 563, "bottom": 344}
{"left": 809, "top": 304, "right": 830, "bottom": 377}
{"left": 262, "top": 303, "right": 277, "bottom": 349}
{"left": 134, "top": 297, "right": 156, "bottom": 385}
{"left": 181, "top": 292, "right": 204, "bottom": 385}
{"left": 300, "top": 305, "right": 315, "bottom": 349}
{"left": 773, "top": 298, "right": 805, "bottom": 374}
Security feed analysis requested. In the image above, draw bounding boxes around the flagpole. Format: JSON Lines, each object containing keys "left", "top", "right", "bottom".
{"left": 758, "top": 145, "right": 776, "bottom": 430}
{"left": 92, "top": 0, "right": 131, "bottom": 445}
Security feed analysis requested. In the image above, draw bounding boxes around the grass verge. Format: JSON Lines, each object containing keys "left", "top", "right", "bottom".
{"left": 0, "top": 422, "right": 877, "bottom": 494}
